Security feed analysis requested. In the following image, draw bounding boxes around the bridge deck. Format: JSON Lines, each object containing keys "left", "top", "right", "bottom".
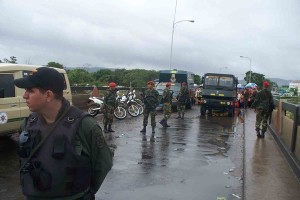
{"left": 244, "top": 110, "right": 300, "bottom": 200}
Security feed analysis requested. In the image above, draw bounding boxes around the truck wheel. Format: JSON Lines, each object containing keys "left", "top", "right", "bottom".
{"left": 200, "top": 106, "right": 206, "bottom": 116}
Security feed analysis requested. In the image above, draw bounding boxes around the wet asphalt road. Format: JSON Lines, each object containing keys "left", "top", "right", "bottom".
{"left": 0, "top": 105, "right": 245, "bottom": 200}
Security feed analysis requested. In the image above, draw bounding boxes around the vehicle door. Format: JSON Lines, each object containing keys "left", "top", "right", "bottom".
{"left": 0, "top": 73, "right": 21, "bottom": 136}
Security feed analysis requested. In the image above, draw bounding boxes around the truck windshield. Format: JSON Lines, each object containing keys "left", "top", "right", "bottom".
{"left": 204, "top": 76, "right": 234, "bottom": 87}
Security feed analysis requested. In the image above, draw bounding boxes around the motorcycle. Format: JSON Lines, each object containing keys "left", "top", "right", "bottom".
{"left": 87, "top": 97, "right": 104, "bottom": 117}
{"left": 127, "top": 90, "right": 143, "bottom": 115}
{"left": 113, "top": 92, "right": 127, "bottom": 120}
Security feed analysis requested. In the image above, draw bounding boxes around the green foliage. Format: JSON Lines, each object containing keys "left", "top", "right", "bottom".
{"left": 194, "top": 74, "right": 202, "bottom": 85}
{"left": 67, "top": 68, "right": 93, "bottom": 85}
{"left": 67, "top": 68, "right": 159, "bottom": 87}
{"left": 47, "top": 62, "right": 64, "bottom": 69}
{"left": 0, "top": 56, "right": 17, "bottom": 63}
{"left": 244, "top": 71, "right": 277, "bottom": 89}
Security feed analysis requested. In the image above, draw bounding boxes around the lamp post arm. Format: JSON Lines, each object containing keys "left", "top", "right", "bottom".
{"left": 174, "top": 20, "right": 195, "bottom": 25}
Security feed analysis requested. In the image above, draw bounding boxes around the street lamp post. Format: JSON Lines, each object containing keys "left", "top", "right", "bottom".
{"left": 169, "top": 0, "right": 194, "bottom": 70}
{"left": 240, "top": 56, "right": 252, "bottom": 83}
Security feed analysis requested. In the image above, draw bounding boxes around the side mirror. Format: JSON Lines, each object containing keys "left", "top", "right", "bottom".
{"left": 0, "top": 88, "right": 4, "bottom": 98}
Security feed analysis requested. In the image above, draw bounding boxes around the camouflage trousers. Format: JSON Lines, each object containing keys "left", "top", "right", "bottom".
{"left": 103, "top": 106, "right": 114, "bottom": 125}
{"left": 163, "top": 102, "right": 171, "bottom": 120}
{"left": 177, "top": 102, "right": 186, "bottom": 115}
{"left": 255, "top": 110, "right": 270, "bottom": 133}
{"left": 143, "top": 107, "right": 156, "bottom": 127}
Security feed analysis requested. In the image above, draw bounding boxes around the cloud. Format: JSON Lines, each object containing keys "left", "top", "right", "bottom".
{"left": 1, "top": 0, "right": 299, "bottom": 80}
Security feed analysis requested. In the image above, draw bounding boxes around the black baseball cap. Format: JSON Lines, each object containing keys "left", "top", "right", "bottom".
{"left": 14, "top": 67, "right": 65, "bottom": 94}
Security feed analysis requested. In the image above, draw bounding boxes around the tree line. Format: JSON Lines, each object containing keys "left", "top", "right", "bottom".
{"left": 1, "top": 56, "right": 276, "bottom": 88}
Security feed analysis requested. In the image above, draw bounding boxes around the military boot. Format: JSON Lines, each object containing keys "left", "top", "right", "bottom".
{"left": 159, "top": 119, "right": 166, "bottom": 127}
{"left": 140, "top": 126, "right": 146, "bottom": 133}
{"left": 150, "top": 134, "right": 155, "bottom": 142}
{"left": 104, "top": 125, "right": 108, "bottom": 133}
{"left": 256, "top": 128, "right": 261, "bottom": 138}
{"left": 108, "top": 125, "right": 115, "bottom": 132}
{"left": 165, "top": 119, "right": 170, "bottom": 127}
{"left": 152, "top": 126, "right": 155, "bottom": 134}
{"left": 261, "top": 130, "right": 265, "bottom": 138}
{"left": 176, "top": 113, "right": 181, "bottom": 119}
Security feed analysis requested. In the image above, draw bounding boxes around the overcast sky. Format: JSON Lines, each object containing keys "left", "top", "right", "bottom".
{"left": 1, "top": 0, "right": 299, "bottom": 80}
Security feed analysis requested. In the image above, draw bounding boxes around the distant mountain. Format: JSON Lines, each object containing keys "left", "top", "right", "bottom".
{"left": 268, "top": 78, "right": 290, "bottom": 86}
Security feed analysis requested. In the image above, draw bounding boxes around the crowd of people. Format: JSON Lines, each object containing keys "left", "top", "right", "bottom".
{"left": 236, "top": 87, "right": 258, "bottom": 108}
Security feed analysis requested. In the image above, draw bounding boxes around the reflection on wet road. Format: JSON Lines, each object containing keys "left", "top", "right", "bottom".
{"left": 99, "top": 107, "right": 244, "bottom": 200}
{"left": 0, "top": 106, "right": 244, "bottom": 200}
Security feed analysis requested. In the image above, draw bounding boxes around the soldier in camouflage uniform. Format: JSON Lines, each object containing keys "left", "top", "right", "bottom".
{"left": 252, "top": 81, "right": 274, "bottom": 138}
{"left": 160, "top": 82, "right": 173, "bottom": 128}
{"left": 103, "top": 82, "right": 117, "bottom": 133}
{"left": 140, "top": 81, "right": 159, "bottom": 137}
{"left": 177, "top": 82, "right": 189, "bottom": 119}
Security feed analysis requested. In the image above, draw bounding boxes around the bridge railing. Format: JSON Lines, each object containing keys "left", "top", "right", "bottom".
{"left": 269, "top": 99, "right": 300, "bottom": 179}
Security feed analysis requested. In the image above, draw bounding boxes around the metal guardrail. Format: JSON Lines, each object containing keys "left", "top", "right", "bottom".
{"left": 269, "top": 99, "right": 300, "bottom": 180}
{"left": 70, "top": 86, "right": 147, "bottom": 95}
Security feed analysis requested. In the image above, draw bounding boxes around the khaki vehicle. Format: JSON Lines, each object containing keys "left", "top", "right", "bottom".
{"left": 0, "top": 64, "right": 72, "bottom": 137}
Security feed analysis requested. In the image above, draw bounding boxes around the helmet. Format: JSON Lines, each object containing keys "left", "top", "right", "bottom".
{"left": 263, "top": 81, "right": 269, "bottom": 87}
{"left": 147, "top": 80, "right": 155, "bottom": 86}
{"left": 166, "top": 82, "right": 171, "bottom": 87}
{"left": 182, "top": 82, "right": 187, "bottom": 86}
{"left": 109, "top": 82, "right": 117, "bottom": 87}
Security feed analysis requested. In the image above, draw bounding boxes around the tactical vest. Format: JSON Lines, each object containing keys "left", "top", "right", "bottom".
{"left": 144, "top": 89, "right": 159, "bottom": 110}
{"left": 19, "top": 106, "right": 91, "bottom": 198}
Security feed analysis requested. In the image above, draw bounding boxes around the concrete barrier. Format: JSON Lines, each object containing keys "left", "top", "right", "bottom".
{"left": 72, "top": 94, "right": 90, "bottom": 110}
{"left": 269, "top": 99, "right": 300, "bottom": 180}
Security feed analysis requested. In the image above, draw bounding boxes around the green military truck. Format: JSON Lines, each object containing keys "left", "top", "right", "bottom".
{"left": 200, "top": 73, "right": 238, "bottom": 117}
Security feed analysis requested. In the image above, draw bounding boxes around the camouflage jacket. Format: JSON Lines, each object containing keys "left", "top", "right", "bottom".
{"left": 252, "top": 89, "right": 274, "bottom": 111}
{"left": 162, "top": 88, "right": 173, "bottom": 104}
{"left": 177, "top": 86, "right": 189, "bottom": 103}
{"left": 104, "top": 89, "right": 117, "bottom": 107}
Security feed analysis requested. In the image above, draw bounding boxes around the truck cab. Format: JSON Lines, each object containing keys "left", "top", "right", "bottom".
{"left": 0, "top": 64, "right": 72, "bottom": 137}
{"left": 200, "top": 73, "right": 238, "bottom": 117}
